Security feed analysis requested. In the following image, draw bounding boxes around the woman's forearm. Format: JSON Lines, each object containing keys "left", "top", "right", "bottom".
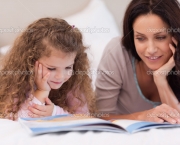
{"left": 155, "top": 79, "right": 180, "bottom": 111}
{"left": 99, "top": 112, "right": 145, "bottom": 121}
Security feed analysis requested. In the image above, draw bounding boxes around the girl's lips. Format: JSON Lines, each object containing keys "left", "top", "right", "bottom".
{"left": 51, "top": 81, "right": 62, "bottom": 84}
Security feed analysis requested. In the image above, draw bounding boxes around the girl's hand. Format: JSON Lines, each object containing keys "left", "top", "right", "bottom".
{"left": 28, "top": 98, "right": 54, "bottom": 118}
{"left": 153, "top": 37, "right": 177, "bottom": 82}
{"left": 34, "top": 61, "right": 51, "bottom": 92}
{"left": 139, "top": 104, "right": 180, "bottom": 124}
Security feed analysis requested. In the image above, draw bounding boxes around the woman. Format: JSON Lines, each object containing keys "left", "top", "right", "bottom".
{"left": 96, "top": 0, "right": 180, "bottom": 123}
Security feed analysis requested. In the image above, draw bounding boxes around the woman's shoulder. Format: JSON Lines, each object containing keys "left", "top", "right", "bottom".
{"left": 101, "top": 36, "right": 132, "bottom": 66}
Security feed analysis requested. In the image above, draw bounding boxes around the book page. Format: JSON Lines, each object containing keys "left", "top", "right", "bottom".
{"left": 111, "top": 119, "right": 143, "bottom": 128}
{"left": 111, "top": 119, "right": 180, "bottom": 133}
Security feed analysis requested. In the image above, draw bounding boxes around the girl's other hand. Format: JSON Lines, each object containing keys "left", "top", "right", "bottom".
{"left": 28, "top": 98, "right": 54, "bottom": 118}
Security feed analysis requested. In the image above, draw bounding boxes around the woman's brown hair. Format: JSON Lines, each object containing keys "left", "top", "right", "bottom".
{"left": 122, "top": 0, "right": 180, "bottom": 100}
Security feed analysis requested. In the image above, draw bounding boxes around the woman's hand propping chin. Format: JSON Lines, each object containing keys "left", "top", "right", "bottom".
{"left": 153, "top": 37, "right": 177, "bottom": 83}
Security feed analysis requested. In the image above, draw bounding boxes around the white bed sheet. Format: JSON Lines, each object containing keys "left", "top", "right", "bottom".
{"left": 1, "top": 119, "right": 180, "bottom": 145}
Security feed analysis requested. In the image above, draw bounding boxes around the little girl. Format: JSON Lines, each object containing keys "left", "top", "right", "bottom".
{"left": 0, "top": 17, "right": 95, "bottom": 120}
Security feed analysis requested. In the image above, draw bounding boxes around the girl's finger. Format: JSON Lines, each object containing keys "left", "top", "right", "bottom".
{"left": 42, "top": 72, "right": 50, "bottom": 82}
{"left": 34, "top": 61, "right": 38, "bottom": 79}
{"left": 45, "top": 97, "right": 53, "bottom": 105}
{"left": 42, "top": 65, "right": 48, "bottom": 77}
{"left": 37, "top": 63, "right": 43, "bottom": 81}
{"left": 28, "top": 106, "right": 45, "bottom": 116}
{"left": 32, "top": 104, "right": 46, "bottom": 112}
{"left": 28, "top": 113, "right": 41, "bottom": 118}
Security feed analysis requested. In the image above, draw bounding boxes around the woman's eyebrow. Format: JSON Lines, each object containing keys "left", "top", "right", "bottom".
{"left": 134, "top": 31, "right": 145, "bottom": 35}
{"left": 135, "top": 31, "right": 165, "bottom": 35}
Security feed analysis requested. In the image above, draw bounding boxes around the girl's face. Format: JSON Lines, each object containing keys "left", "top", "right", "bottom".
{"left": 133, "top": 14, "right": 173, "bottom": 71}
{"left": 38, "top": 49, "right": 76, "bottom": 89}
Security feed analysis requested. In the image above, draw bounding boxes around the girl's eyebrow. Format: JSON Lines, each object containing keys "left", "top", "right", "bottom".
{"left": 46, "top": 63, "right": 74, "bottom": 68}
{"left": 66, "top": 64, "right": 74, "bottom": 67}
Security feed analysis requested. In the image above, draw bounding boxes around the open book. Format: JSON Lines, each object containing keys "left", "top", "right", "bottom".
{"left": 18, "top": 114, "right": 180, "bottom": 135}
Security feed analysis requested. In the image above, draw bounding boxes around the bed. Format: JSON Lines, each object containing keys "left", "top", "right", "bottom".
{"left": 1, "top": 118, "right": 180, "bottom": 145}
{"left": 1, "top": 0, "right": 180, "bottom": 144}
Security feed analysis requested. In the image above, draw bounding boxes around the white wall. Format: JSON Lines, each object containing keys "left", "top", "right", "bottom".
{"left": 0, "top": 0, "right": 179, "bottom": 47}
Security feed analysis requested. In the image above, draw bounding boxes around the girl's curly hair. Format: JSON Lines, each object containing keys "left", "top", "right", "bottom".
{"left": 0, "top": 17, "right": 96, "bottom": 120}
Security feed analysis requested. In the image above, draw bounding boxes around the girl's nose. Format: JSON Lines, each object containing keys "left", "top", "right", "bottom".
{"left": 55, "top": 72, "right": 64, "bottom": 80}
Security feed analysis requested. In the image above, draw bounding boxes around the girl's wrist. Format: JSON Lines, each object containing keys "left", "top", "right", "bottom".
{"left": 33, "top": 90, "right": 50, "bottom": 103}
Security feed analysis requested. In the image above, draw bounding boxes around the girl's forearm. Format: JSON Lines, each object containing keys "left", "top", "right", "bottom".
{"left": 32, "top": 90, "right": 49, "bottom": 103}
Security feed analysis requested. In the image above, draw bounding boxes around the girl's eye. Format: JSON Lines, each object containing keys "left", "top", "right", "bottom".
{"left": 48, "top": 68, "right": 56, "bottom": 71}
{"left": 156, "top": 36, "right": 166, "bottom": 40}
{"left": 66, "top": 67, "right": 73, "bottom": 70}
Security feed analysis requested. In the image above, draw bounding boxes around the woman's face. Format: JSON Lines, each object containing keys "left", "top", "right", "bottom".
{"left": 133, "top": 13, "right": 173, "bottom": 71}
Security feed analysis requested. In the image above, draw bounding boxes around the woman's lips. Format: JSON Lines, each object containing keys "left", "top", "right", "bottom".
{"left": 146, "top": 56, "right": 162, "bottom": 61}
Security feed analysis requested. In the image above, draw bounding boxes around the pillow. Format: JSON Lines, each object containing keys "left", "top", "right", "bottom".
{"left": 64, "top": 0, "right": 120, "bottom": 87}
{"left": 0, "top": 45, "right": 11, "bottom": 55}
{"left": 0, "top": 0, "right": 120, "bottom": 88}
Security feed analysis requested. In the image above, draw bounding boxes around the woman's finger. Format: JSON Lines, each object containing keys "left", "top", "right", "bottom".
{"left": 158, "top": 104, "right": 180, "bottom": 124}
{"left": 157, "top": 112, "right": 176, "bottom": 124}
{"left": 166, "top": 109, "right": 180, "bottom": 123}
{"left": 172, "top": 37, "right": 178, "bottom": 46}
{"left": 169, "top": 43, "right": 176, "bottom": 55}
{"left": 153, "top": 117, "right": 164, "bottom": 123}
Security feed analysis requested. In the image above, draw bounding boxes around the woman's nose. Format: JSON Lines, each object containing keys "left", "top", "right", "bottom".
{"left": 146, "top": 41, "right": 157, "bottom": 55}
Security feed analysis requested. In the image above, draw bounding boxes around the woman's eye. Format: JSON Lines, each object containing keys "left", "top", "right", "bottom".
{"left": 156, "top": 36, "right": 166, "bottom": 40}
{"left": 47, "top": 68, "right": 56, "bottom": 71}
{"left": 136, "top": 38, "right": 145, "bottom": 41}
